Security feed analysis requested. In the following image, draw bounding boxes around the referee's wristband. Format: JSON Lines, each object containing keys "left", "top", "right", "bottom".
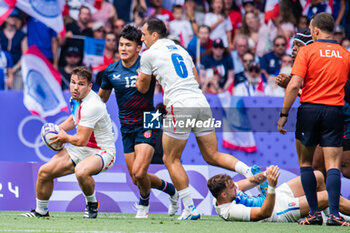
{"left": 267, "top": 185, "right": 275, "bottom": 194}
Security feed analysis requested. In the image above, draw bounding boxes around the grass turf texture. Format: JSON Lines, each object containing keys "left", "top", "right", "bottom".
{"left": 0, "top": 211, "right": 348, "bottom": 233}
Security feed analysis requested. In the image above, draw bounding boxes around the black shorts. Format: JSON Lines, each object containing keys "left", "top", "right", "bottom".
{"left": 121, "top": 125, "right": 159, "bottom": 153}
{"left": 295, "top": 103, "right": 343, "bottom": 147}
{"left": 343, "top": 139, "right": 350, "bottom": 151}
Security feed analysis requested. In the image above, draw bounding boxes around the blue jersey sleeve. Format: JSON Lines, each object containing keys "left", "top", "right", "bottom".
{"left": 100, "top": 65, "right": 113, "bottom": 90}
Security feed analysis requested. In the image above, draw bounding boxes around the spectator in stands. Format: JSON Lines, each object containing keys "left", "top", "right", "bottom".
{"left": 260, "top": 36, "right": 287, "bottom": 79}
{"left": 341, "top": 38, "right": 350, "bottom": 51}
{"left": 27, "top": 16, "right": 58, "bottom": 69}
{"left": 92, "top": 22, "right": 106, "bottom": 39}
{"left": 187, "top": 25, "right": 212, "bottom": 66}
{"left": 256, "top": 16, "right": 286, "bottom": 57}
{"left": 58, "top": 46, "right": 81, "bottom": 91}
{"left": 93, "top": 32, "right": 117, "bottom": 73}
{"left": 239, "top": 11, "right": 260, "bottom": 52}
{"left": 169, "top": 5, "right": 193, "bottom": 48}
{"left": 131, "top": 5, "right": 147, "bottom": 30}
{"left": 65, "top": 6, "right": 93, "bottom": 38}
{"left": 334, "top": 25, "right": 346, "bottom": 43}
{"left": 200, "top": 38, "right": 234, "bottom": 92}
{"left": 90, "top": 0, "right": 118, "bottom": 33}
{"left": 59, "top": 6, "right": 93, "bottom": 68}
{"left": 183, "top": 0, "right": 205, "bottom": 35}
{"left": 303, "top": 0, "right": 333, "bottom": 21}
{"left": 241, "top": 0, "right": 258, "bottom": 15}
{"left": 148, "top": 0, "right": 174, "bottom": 22}
{"left": 231, "top": 34, "right": 259, "bottom": 75}
{"left": 204, "top": 0, "right": 233, "bottom": 49}
{"left": 0, "top": 44, "right": 13, "bottom": 90}
{"left": 112, "top": 19, "right": 125, "bottom": 40}
{"left": 0, "top": 9, "right": 27, "bottom": 90}
{"left": 224, "top": 0, "right": 241, "bottom": 42}
{"left": 296, "top": 15, "right": 309, "bottom": 32}
{"left": 234, "top": 62, "right": 265, "bottom": 96}
{"left": 234, "top": 51, "right": 254, "bottom": 86}
{"left": 113, "top": 19, "right": 126, "bottom": 40}
{"left": 333, "top": 0, "right": 346, "bottom": 26}
{"left": 114, "top": 0, "right": 147, "bottom": 23}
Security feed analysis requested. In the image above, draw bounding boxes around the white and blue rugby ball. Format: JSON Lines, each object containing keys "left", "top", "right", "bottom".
{"left": 41, "top": 123, "right": 64, "bottom": 151}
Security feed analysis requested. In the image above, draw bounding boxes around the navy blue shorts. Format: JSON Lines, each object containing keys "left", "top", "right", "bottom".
{"left": 121, "top": 125, "right": 159, "bottom": 153}
{"left": 295, "top": 103, "right": 343, "bottom": 147}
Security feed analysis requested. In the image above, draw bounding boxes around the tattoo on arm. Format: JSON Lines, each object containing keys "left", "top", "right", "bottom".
{"left": 249, "top": 173, "right": 266, "bottom": 185}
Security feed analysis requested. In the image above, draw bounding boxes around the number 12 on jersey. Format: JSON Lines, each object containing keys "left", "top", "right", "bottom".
{"left": 171, "top": 53, "right": 188, "bottom": 78}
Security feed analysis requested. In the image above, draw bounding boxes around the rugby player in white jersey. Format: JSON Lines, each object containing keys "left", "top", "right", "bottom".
{"left": 136, "top": 18, "right": 256, "bottom": 220}
{"left": 20, "top": 67, "right": 116, "bottom": 219}
{"left": 208, "top": 167, "right": 350, "bottom": 224}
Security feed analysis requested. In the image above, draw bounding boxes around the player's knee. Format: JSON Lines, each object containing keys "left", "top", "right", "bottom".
{"left": 75, "top": 167, "right": 88, "bottom": 180}
{"left": 37, "top": 165, "right": 52, "bottom": 181}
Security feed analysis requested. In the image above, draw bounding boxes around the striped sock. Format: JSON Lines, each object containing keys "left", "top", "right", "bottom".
{"left": 139, "top": 193, "right": 150, "bottom": 206}
{"left": 157, "top": 180, "right": 176, "bottom": 196}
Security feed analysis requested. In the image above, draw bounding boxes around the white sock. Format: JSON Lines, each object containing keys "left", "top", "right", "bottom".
{"left": 178, "top": 187, "right": 194, "bottom": 209}
{"left": 323, "top": 207, "right": 330, "bottom": 215}
{"left": 35, "top": 198, "right": 49, "bottom": 215}
{"left": 235, "top": 161, "right": 251, "bottom": 177}
{"left": 85, "top": 191, "right": 97, "bottom": 203}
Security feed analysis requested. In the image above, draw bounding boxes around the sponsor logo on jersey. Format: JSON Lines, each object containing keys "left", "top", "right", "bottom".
{"left": 288, "top": 202, "right": 296, "bottom": 207}
{"left": 144, "top": 130, "right": 152, "bottom": 138}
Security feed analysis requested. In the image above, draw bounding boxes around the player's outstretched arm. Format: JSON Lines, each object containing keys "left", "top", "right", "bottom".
{"left": 249, "top": 165, "right": 280, "bottom": 221}
{"left": 136, "top": 72, "right": 152, "bottom": 94}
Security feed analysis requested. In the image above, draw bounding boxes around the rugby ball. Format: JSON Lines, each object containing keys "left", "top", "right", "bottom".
{"left": 41, "top": 123, "right": 64, "bottom": 151}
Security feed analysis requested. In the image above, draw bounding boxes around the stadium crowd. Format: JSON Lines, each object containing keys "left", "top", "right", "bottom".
{"left": 1, "top": 0, "right": 349, "bottom": 95}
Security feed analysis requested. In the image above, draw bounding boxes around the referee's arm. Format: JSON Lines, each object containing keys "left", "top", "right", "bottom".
{"left": 277, "top": 75, "right": 303, "bottom": 134}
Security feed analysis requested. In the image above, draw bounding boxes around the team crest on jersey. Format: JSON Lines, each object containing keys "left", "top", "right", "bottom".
{"left": 288, "top": 202, "right": 296, "bottom": 207}
{"left": 144, "top": 130, "right": 152, "bottom": 138}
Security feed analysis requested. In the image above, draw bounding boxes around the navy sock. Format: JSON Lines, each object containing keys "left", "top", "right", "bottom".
{"left": 138, "top": 193, "right": 150, "bottom": 206}
{"left": 326, "top": 168, "right": 341, "bottom": 217}
{"left": 300, "top": 166, "right": 318, "bottom": 215}
{"left": 157, "top": 180, "right": 176, "bottom": 196}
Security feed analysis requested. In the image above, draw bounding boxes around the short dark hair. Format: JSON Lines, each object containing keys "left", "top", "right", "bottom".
{"left": 207, "top": 174, "right": 232, "bottom": 198}
{"left": 143, "top": 18, "right": 167, "bottom": 39}
{"left": 273, "top": 35, "right": 287, "bottom": 45}
{"left": 79, "top": 5, "right": 90, "bottom": 14}
{"left": 311, "top": 12, "right": 334, "bottom": 34}
{"left": 198, "top": 24, "right": 211, "bottom": 33}
{"left": 120, "top": 25, "right": 142, "bottom": 45}
{"left": 72, "top": 66, "right": 92, "bottom": 83}
{"left": 172, "top": 4, "right": 183, "bottom": 12}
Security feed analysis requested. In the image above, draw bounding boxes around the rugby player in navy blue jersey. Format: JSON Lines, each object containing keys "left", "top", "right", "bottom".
{"left": 98, "top": 25, "right": 178, "bottom": 218}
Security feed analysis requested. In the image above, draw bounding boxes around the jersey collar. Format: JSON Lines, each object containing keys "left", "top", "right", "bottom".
{"left": 316, "top": 39, "right": 338, "bottom": 44}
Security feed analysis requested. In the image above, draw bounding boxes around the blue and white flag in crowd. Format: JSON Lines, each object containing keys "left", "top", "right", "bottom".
{"left": 15, "top": 0, "right": 65, "bottom": 33}
{"left": 22, "top": 45, "right": 68, "bottom": 118}
{"left": 218, "top": 91, "right": 257, "bottom": 152}
{"left": 83, "top": 37, "right": 105, "bottom": 68}
{"left": 0, "top": 0, "right": 16, "bottom": 25}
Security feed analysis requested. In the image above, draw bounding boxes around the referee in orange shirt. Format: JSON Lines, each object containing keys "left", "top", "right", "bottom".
{"left": 278, "top": 12, "right": 350, "bottom": 226}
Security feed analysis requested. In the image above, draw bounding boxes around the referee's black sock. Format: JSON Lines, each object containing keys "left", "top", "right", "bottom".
{"left": 326, "top": 168, "right": 341, "bottom": 218}
{"left": 300, "top": 166, "right": 319, "bottom": 215}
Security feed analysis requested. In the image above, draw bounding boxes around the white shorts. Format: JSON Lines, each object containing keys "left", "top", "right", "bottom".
{"left": 268, "top": 183, "right": 301, "bottom": 222}
{"left": 66, "top": 145, "right": 116, "bottom": 173}
{"left": 163, "top": 96, "right": 215, "bottom": 139}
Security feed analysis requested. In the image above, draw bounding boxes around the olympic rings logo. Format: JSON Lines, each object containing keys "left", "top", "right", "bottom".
{"left": 17, "top": 115, "right": 119, "bottom": 162}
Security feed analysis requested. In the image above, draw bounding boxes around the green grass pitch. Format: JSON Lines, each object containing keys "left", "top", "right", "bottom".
{"left": 0, "top": 211, "right": 347, "bottom": 233}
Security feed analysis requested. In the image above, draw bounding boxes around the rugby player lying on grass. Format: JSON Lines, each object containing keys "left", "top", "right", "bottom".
{"left": 208, "top": 166, "right": 350, "bottom": 225}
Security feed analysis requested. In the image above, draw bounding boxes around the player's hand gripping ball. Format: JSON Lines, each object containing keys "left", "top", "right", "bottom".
{"left": 41, "top": 123, "right": 65, "bottom": 151}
